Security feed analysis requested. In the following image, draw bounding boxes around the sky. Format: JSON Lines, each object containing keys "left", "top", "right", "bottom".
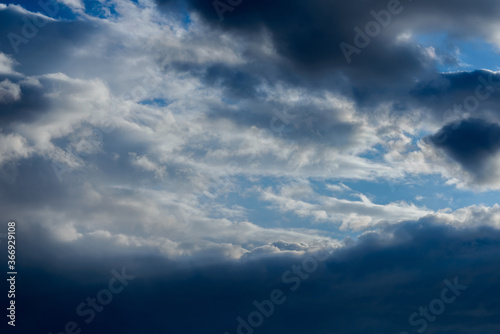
{"left": 1, "top": 0, "right": 500, "bottom": 333}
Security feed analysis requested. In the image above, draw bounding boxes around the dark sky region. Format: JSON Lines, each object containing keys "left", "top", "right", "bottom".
{"left": 1, "top": 0, "right": 500, "bottom": 333}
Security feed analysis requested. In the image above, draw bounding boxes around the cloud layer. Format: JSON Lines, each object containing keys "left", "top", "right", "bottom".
{"left": 10, "top": 221, "right": 500, "bottom": 334}
{"left": 2, "top": 1, "right": 500, "bottom": 332}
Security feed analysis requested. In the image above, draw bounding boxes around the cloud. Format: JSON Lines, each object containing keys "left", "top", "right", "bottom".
{"left": 155, "top": 0, "right": 500, "bottom": 84}
{"left": 162, "top": 0, "right": 431, "bottom": 77}
{"left": 5, "top": 0, "right": 500, "bottom": 191}
{"left": 129, "top": 153, "right": 167, "bottom": 179}
{"left": 0, "top": 79, "right": 21, "bottom": 103}
{"left": 0, "top": 155, "right": 340, "bottom": 260}
{"left": 433, "top": 203, "right": 500, "bottom": 229}
{"left": 427, "top": 119, "right": 500, "bottom": 188}
{"left": 0, "top": 3, "right": 500, "bottom": 332}
{"left": 0, "top": 52, "right": 17, "bottom": 74}
{"left": 260, "top": 182, "right": 432, "bottom": 230}
{"left": 410, "top": 70, "right": 500, "bottom": 125}
{"left": 326, "top": 183, "right": 352, "bottom": 193}
{"left": 11, "top": 220, "right": 500, "bottom": 334}
{"left": 2, "top": 1, "right": 499, "bottom": 266}
{"left": 0, "top": 133, "right": 33, "bottom": 164}
{"left": 57, "top": 0, "right": 85, "bottom": 12}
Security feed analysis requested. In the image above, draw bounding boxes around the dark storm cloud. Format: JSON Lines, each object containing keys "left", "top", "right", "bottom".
{"left": 344, "top": 69, "right": 500, "bottom": 129}
{"left": 151, "top": 0, "right": 500, "bottom": 133}
{"left": 169, "top": 0, "right": 430, "bottom": 81}
{"left": 411, "top": 70, "right": 500, "bottom": 123}
{"left": 427, "top": 119, "right": 500, "bottom": 183}
{"left": 9, "top": 220, "right": 500, "bottom": 334}
{"left": 156, "top": 0, "right": 500, "bottom": 80}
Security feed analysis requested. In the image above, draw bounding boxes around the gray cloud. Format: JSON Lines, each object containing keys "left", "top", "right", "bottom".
{"left": 427, "top": 119, "right": 500, "bottom": 186}
{"left": 156, "top": 0, "right": 500, "bottom": 81}
{"left": 9, "top": 220, "right": 500, "bottom": 334}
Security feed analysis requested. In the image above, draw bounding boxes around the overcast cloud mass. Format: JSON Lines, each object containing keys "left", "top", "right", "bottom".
{"left": 1, "top": 0, "right": 500, "bottom": 333}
